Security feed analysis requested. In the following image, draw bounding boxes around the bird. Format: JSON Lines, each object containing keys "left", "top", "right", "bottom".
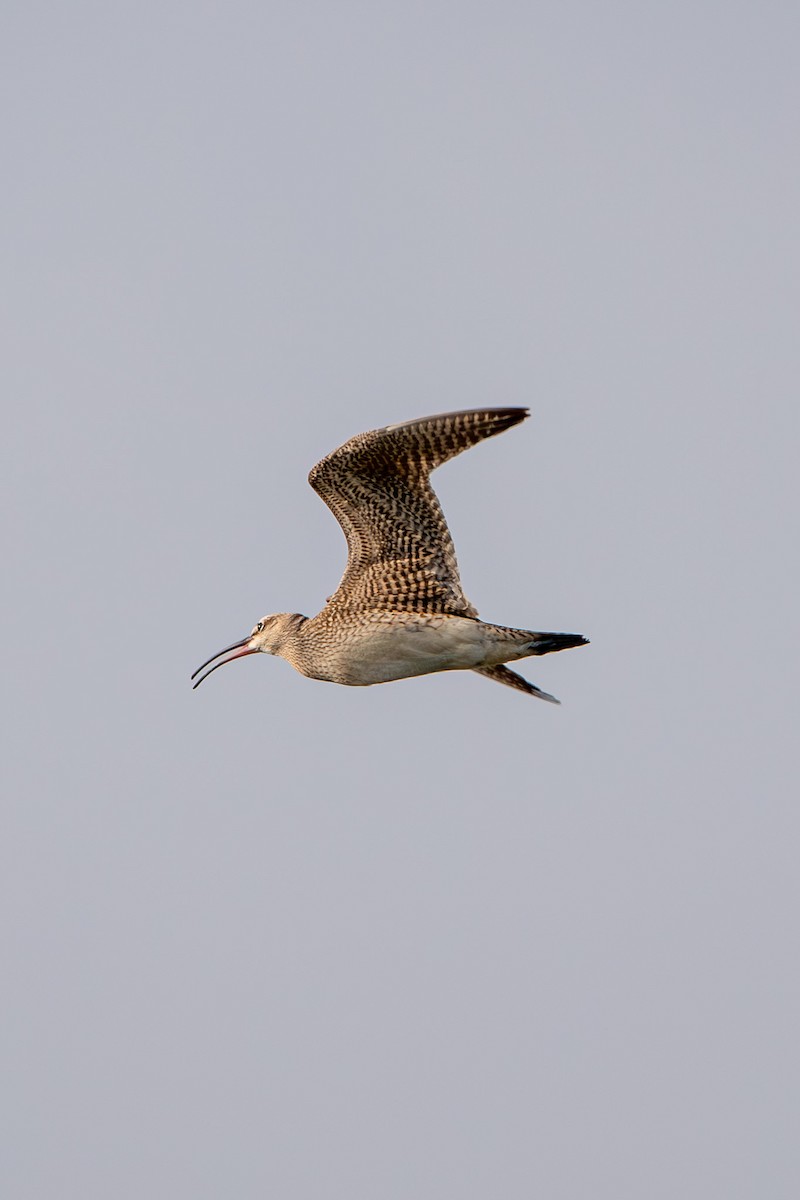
{"left": 192, "top": 407, "right": 587, "bottom": 702}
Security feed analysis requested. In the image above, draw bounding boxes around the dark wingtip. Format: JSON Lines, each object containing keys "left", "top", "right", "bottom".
{"left": 485, "top": 406, "right": 530, "bottom": 431}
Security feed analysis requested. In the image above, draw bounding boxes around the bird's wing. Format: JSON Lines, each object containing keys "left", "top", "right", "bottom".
{"left": 472, "top": 664, "right": 560, "bottom": 704}
{"left": 308, "top": 407, "right": 529, "bottom": 615}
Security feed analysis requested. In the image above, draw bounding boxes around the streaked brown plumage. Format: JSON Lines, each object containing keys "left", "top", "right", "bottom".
{"left": 192, "top": 408, "right": 587, "bottom": 701}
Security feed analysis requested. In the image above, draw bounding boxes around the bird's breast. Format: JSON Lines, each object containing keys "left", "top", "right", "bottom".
{"left": 293, "top": 614, "right": 491, "bottom": 686}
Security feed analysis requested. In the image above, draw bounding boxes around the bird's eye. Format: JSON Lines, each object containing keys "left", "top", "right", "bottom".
{"left": 255, "top": 621, "right": 264, "bottom": 633}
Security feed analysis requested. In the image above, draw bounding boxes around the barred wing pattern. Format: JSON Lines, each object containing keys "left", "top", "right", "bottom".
{"left": 308, "top": 408, "right": 528, "bottom": 616}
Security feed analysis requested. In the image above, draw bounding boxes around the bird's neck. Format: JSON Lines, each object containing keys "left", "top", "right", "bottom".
{"left": 276, "top": 613, "right": 308, "bottom": 647}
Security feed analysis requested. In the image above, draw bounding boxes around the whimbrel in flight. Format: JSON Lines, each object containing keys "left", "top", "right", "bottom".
{"left": 192, "top": 408, "right": 587, "bottom": 702}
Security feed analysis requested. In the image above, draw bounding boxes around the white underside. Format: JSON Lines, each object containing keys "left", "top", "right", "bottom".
{"left": 317, "top": 616, "right": 516, "bottom": 686}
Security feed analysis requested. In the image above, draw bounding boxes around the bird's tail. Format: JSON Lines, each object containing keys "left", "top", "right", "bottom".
{"left": 520, "top": 631, "right": 588, "bottom": 655}
{"left": 472, "top": 628, "right": 587, "bottom": 703}
{"left": 480, "top": 623, "right": 588, "bottom": 657}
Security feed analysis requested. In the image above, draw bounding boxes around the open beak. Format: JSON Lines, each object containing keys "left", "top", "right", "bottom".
{"left": 191, "top": 636, "right": 258, "bottom": 689}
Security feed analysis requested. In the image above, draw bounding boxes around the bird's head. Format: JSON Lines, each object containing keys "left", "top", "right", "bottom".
{"left": 191, "top": 614, "right": 302, "bottom": 689}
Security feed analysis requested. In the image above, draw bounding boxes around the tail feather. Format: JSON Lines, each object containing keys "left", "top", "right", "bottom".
{"left": 472, "top": 631, "right": 588, "bottom": 702}
{"left": 524, "top": 632, "right": 588, "bottom": 656}
{"left": 473, "top": 664, "right": 560, "bottom": 704}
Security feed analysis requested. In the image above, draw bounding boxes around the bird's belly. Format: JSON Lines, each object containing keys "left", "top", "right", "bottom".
{"left": 322, "top": 616, "right": 490, "bottom": 686}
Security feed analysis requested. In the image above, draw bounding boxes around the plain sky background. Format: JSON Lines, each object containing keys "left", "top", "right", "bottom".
{"left": 3, "top": 2, "right": 798, "bottom": 1197}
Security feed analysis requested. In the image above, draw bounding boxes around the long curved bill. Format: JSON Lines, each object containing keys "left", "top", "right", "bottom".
{"left": 191, "top": 636, "right": 257, "bottom": 689}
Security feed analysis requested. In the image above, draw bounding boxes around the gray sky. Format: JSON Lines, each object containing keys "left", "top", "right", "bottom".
{"left": 3, "top": 2, "right": 799, "bottom": 1196}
